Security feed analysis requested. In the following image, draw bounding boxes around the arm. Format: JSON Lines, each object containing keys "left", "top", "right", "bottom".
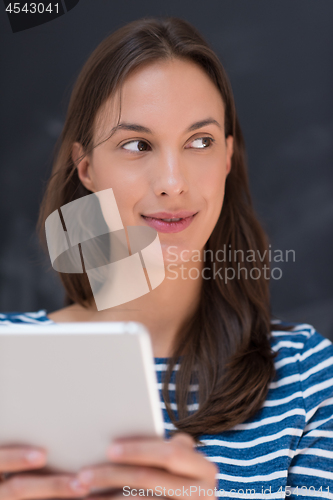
{"left": 286, "top": 330, "right": 333, "bottom": 499}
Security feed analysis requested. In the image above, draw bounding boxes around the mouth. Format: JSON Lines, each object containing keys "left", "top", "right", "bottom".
{"left": 141, "top": 212, "right": 198, "bottom": 233}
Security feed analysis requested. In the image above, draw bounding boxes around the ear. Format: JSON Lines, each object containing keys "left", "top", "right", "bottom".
{"left": 225, "top": 135, "right": 234, "bottom": 176}
{"left": 72, "top": 142, "right": 96, "bottom": 193}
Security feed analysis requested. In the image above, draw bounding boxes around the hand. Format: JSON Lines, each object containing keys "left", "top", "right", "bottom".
{"left": 77, "top": 433, "right": 218, "bottom": 499}
{"left": 0, "top": 446, "right": 90, "bottom": 500}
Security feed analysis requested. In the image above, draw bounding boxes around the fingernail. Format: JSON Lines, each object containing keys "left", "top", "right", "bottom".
{"left": 108, "top": 444, "right": 123, "bottom": 457}
{"left": 77, "top": 470, "right": 94, "bottom": 486}
{"left": 70, "top": 479, "right": 88, "bottom": 494}
{"left": 25, "top": 450, "right": 45, "bottom": 463}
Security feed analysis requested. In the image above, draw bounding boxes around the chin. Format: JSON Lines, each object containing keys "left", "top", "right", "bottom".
{"left": 160, "top": 240, "right": 202, "bottom": 267}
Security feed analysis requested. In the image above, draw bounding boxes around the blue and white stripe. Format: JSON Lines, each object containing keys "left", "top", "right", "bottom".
{"left": 1, "top": 312, "right": 332, "bottom": 499}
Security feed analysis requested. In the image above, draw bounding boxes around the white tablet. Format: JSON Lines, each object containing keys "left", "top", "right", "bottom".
{"left": 0, "top": 321, "right": 164, "bottom": 472}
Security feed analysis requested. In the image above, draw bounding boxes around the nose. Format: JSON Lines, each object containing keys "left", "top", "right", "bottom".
{"left": 152, "top": 150, "right": 188, "bottom": 197}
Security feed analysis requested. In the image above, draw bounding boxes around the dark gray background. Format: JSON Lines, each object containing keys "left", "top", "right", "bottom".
{"left": 1, "top": 0, "right": 332, "bottom": 340}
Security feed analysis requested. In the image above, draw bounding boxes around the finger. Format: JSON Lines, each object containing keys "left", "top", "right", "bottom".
{"left": 78, "top": 464, "right": 145, "bottom": 489}
{"left": 0, "top": 448, "right": 46, "bottom": 473}
{"left": 87, "top": 497, "right": 169, "bottom": 500}
{"left": 87, "top": 496, "right": 138, "bottom": 500}
{"left": 87, "top": 496, "right": 170, "bottom": 500}
{"left": 87, "top": 497, "right": 122, "bottom": 500}
{"left": 87, "top": 496, "right": 122, "bottom": 500}
{"left": 86, "top": 496, "right": 168, "bottom": 500}
{"left": 78, "top": 464, "right": 215, "bottom": 498}
{"left": 169, "top": 432, "right": 196, "bottom": 448}
{"left": 106, "top": 434, "right": 217, "bottom": 481}
{"left": 0, "top": 473, "right": 90, "bottom": 500}
{"left": 85, "top": 488, "right": 125, "bottom": 500}
{"left": 84, "top": 487, "right": 123, "bottom": 498}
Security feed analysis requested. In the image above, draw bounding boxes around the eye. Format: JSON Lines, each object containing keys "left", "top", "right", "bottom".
{"left": 186, "top": 137, "right": 215, "bottom": 149}
{"left": 122, "top": 140, "right": 151, "bottom": 153}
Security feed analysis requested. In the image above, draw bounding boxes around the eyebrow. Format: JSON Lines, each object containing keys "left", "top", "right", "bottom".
{"left": 113, "top": 118, "right": 222, "bottom": 135}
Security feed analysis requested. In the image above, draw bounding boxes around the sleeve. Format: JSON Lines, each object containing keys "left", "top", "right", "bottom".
{"left": 286, "top": 329, "right": 333, "bottom": 500}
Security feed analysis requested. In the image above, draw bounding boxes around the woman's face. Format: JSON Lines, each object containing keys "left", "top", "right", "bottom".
{"left": 75, "top": 58, "right": 233, "bottom": 265}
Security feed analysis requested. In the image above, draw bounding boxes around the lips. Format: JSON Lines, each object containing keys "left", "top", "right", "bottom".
{"left": 141, "top": 211, "right": 198, "bottom": 234}
{"left": 142, "top": 211, "right": 198, "bottom": 219}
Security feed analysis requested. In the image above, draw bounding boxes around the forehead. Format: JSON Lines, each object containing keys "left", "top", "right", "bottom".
{"left": 94, "top": 58, "right": 225, "bottom": 137}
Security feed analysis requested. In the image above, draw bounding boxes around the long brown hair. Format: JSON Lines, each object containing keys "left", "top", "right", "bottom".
{"left": 38, "top": 16, "right": 292, "bottom": 439}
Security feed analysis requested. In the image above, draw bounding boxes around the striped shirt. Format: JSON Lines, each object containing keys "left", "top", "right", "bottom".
{"left": 1, "top": 311, "right": 332, "bottom": 499}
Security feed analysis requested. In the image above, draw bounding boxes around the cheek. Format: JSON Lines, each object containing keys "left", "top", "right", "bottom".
{"left": 90, "top": 155, "right": 144, "bottom": 219}
{"left": 199, "top": 161, "right": 227, "bottom": 213}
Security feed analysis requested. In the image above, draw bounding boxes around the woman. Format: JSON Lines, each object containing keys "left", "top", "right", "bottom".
{"left": 0, "top": 16, "right": 332, "bottom": 499}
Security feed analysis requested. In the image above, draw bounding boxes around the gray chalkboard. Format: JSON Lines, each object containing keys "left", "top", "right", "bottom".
{"left": 0, "top": 0, "right": 332, "bottom": 339}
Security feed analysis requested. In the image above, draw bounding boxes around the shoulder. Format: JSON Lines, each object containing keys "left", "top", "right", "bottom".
{"left": 269, "top": 319, "right": 332, "bottom": 360}
{"left": 0, "top": 305, "right": 96, "bottom": 325}
{"left": 0, "top": 310, "right": 54, "bottom": 326}
{"left": 47, "top": 304, "right": 95, "bottom": 322}
{"left": 269, "top": 320, "right": 333, "bottom": 419}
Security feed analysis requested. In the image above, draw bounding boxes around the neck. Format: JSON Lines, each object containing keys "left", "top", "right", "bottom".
{"left": 72, "top": 259, "right": 203, "bottom": 358}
